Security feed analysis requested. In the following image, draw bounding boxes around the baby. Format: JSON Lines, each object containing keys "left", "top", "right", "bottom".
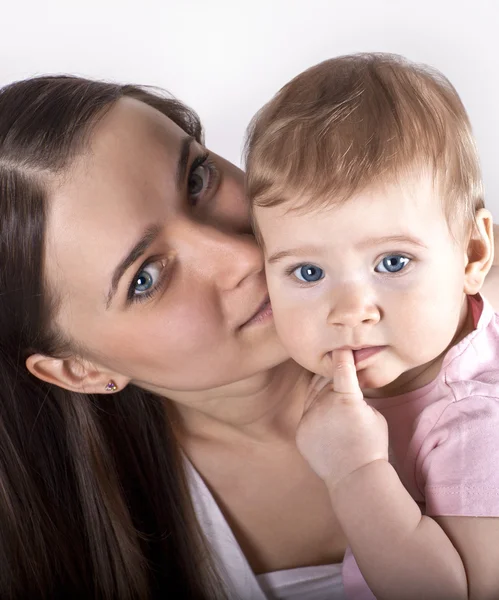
{"left": 246, "top": 53, "right": 499, "bottom": 599}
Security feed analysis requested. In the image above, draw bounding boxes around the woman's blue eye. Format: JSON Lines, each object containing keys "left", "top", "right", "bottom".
{"left": 293, "top": 264, "right": 325, "bottom": 282}
{"left": 375, "top": 255, "right": 410, "bottom": 273}
{"left": 133, "top": 260, "right": 164, "bottom": 296}
{"left": 134, "top": 271, "right": 153, "bottom": 293}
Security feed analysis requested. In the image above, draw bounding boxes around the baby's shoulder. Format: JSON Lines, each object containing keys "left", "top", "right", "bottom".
{"left": 427, "top": 386, "right": 499, "bottom": 444}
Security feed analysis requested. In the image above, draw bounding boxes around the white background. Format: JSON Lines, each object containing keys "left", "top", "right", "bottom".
{"left": 1, "top": 0, "right": 498, "bottom": 215}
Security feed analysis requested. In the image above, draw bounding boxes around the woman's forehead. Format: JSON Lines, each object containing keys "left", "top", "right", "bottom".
{"left": 87, "top": 96, "right": 187, "bottom": 166}
{"left": 51, "top": 97, "right": 188, "bottom": 218}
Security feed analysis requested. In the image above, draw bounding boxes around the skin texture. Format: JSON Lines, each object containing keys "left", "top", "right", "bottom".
{"left": 257, "top": 173, "right": 499, "bottom": 597}
{"left": 23, "top": 96, "right": 499, "bottom": 581}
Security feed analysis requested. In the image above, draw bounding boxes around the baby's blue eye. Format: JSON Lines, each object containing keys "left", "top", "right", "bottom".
{"left": 375, "top": 255, "right": 410, "bottom": 273}
{"left": 293, "top": 264, "right": 325, "bottom": 282}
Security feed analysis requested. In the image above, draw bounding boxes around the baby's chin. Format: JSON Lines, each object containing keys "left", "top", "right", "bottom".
{"left": 357, "top": 366, "right": 404, "bottom": 398}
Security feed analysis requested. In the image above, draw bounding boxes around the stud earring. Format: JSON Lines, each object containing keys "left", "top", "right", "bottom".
{"left": 105, "top": 380, "right": 118, "bottom": 392}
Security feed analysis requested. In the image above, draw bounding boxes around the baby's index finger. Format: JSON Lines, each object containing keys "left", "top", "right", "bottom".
{"left": 332, "top": 349, "right": 362, "bottom": 395}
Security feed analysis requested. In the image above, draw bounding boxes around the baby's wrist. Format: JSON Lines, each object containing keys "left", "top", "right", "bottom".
{"left": 325, "top": 458, "right": 392, "bottom": 501}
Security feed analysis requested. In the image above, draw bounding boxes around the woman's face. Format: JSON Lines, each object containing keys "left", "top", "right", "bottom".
{"left": 44, "top": 97, "right": 286, "bottom": 394}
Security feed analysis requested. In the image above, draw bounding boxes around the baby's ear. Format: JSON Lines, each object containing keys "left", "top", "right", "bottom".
{"left": 464, "top": 208, "right": 494, "bottom": 295}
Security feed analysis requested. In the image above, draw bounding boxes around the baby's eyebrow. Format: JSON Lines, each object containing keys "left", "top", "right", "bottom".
{"left": 266, "top": 235, "right": 428, "bottom": 264}
{"left": 267, "top": 245, "right": 322, "bottom": 264}
{"left": 357, "top": 235, "right": 428, "bottom": 249}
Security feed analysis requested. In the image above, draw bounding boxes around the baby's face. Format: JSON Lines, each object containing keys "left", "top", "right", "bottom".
{"left": 255, "top": 175, "right": 470, "bottom": 396}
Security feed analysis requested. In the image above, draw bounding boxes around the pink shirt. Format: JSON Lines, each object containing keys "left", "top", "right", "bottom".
{"left": 343, "top": 295, "right": 499, "bottom": 599}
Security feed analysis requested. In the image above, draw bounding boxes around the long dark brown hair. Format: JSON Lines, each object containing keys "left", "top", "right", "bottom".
{"left": 0, "top": 76, "right": 224, "bottom": 599}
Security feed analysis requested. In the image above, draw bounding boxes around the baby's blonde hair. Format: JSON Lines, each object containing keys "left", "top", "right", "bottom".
{"left": 245, "top": 53, "right": 483, "bottom": 236}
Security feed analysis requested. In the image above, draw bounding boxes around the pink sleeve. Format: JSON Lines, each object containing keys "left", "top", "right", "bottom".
{"left": 418, "top": 396, "right": 499, "bottom": 517}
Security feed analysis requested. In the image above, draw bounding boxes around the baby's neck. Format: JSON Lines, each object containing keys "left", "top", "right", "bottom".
{"left": 364, "top": 296, "right": 475, "bottom": 399}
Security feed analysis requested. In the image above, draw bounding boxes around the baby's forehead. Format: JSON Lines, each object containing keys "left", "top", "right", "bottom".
{"left": 260, "top": 175, "right": 442, "bottom": 220}
{"left": 256, "top": 177, "right": 453, "bottom": 251}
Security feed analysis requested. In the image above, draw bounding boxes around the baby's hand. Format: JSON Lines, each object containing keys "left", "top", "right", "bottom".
{"left": 296, "top": 349, "right": 389, "bottom": 490}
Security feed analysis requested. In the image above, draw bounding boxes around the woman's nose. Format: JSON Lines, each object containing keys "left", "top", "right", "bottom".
{"left": 184, "top": 222, "right": 264, "bottom": 290}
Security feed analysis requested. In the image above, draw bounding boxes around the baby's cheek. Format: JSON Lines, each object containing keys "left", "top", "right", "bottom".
{"left": 273, "top": 306, "right": 320, "bottom": 368}
{"left": 267, "top": 279, "right": 322, "bottom": 355}
{"left": 394, "top": 304, "right": 455, "bottom": 365}
{"left": 272, "top": 303, "right": 300, "bottom": 342}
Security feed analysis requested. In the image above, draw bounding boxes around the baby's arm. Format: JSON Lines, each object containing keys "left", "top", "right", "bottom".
{"left": 297, "top": 352, "right": 499, "bottom": 599}
{"left": 435, "top": 516, "right": 499, "bottom": 599}
{"left": 331, "top": 460, "right": 499, "bottom": 599}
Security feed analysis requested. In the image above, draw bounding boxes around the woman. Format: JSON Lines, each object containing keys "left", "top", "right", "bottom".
{"left": 0, "top": 75, "right": 498, "bottom": 600}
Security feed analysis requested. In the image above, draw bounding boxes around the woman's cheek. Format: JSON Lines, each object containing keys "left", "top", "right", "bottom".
{"left": 162, "top": 298, "right": 222, "bottom": 355}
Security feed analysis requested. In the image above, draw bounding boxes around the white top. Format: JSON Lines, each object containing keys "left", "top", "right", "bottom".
{"left": 257, "top": 565, "right": 344, "bottom": 600}
{"left": 186, "top": 460, "right": 345, "bottom": 600}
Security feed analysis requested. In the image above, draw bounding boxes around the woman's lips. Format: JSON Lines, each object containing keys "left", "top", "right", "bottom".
{"left": 241, "top": 298, "right": 273, "bottom": 328}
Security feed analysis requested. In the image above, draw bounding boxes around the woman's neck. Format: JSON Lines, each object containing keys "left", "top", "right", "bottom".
{"left": 171, "top": 360, "right": 310, "bottom": 445}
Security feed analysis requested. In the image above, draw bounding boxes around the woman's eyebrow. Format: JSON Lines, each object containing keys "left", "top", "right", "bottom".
{"left": 176, "top": 136, "right": 194, "bottom": 188}
{"left": 106, "top": 224, "right": 161, "bottom": 309}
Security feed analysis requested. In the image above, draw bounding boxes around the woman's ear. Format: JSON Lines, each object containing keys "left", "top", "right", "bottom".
{"left": 464, "top": 208, "right": 495, "bottom": 295}
{"left": 25, "top": 354, "right": 130, "bottom": 394}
